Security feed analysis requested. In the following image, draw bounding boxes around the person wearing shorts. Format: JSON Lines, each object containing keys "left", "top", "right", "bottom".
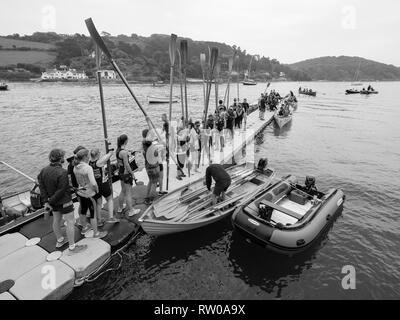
{"left": 90, "top": 148, "right": 120, "bottom": 225}
{"left": 38, "top": 149, "right": 87, "bottom": 253}
{"left": 74, "top": 149, "right": 108, "bottom": 239}
{"left": 142, "top": 129, "right": 161, "bottom": 205}
{"left": 205, "top": 164, "right": 231, "bottom": 205}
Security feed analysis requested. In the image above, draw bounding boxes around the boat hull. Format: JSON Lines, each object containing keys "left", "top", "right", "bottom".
{"left": 232, "top": 175, "right": 345, "bottom": 255}
{"left": 147, "top": 96, "right": 179, "bottom": 104}
{"left": 274, "top": 113, "right": 292, "bottom": 129}
{"left": 360, "top": 90, "right": 378, "bottom": 95}
{"left": 139, "top": 164, "right": 276, "bottom": 236}
{"left": 298, "top": 89, "right": 316, "bottom": 96}
{"left": 0, "top": 85, "right": 8, "bottom": 91}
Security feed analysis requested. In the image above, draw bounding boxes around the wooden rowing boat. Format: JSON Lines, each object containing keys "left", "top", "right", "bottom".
{"left": 147, "top": 95, "right": 179, "bottom": 104}
{"left": 274, "top": 111, "right": 292, "bottom": 129}
{"left": 298, "top": 89, "right": 316, "bottom": 96}
{"left": 138, "top": 163, "right": 276, "bottom": 236}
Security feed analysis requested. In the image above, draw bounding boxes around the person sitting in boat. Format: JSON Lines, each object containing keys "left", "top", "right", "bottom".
{"left": 205, "top": 164, "right": 231, "bottom": 205}
{"left": 0, "top": 196, "right": 24, "bottom": 226}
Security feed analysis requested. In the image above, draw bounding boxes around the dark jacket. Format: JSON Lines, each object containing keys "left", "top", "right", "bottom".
{"left": 205, "top": 164, "right": 231, "bottom": 191}
{"left": 38, "top": 163, "right": 72, "bottom": 207}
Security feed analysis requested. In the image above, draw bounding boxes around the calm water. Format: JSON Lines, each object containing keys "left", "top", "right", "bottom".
{"left": 1, "top": 81, "right": 399, "bottom": 299}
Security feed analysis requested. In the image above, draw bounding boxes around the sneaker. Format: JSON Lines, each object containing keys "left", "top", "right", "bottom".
{"left": 158, "top": 191, "right": 168, "bottom": 196}
{"left": 106, "top": 217, "right": 120, "bottom": 224}
{"left": 55, "top": 237, "right": 68, "bottom": 248}
{"left": 176, "top": 176, "right": 183, "bottom": 181}
{"left": 68, "top": 244, "right": 88, "bottom": 255}
{"left": 94, "top": 231, "right": 108, "bottom": 239}
{"left": 128, "top": 208, "right": 141, "bottom": 217}
{"left": 80, "top": 224, "right": 92, "bottom": 235}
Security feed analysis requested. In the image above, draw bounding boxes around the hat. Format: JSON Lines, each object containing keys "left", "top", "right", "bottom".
{"left": 73, "top": 146, "right": 85, "bottom": 155}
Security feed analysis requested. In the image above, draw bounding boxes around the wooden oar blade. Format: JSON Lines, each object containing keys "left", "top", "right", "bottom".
{"left": 85, "top": 18, "right": 113, "bottom": 60}
{"left": 200, "top": 53, "right": 206, "bottom": 73}
{"left": 228, "top": 56, "right": 234, "bottom": 73}
{"left": 180, "top": 40, "right": 188, "bottom": 67}
{"left": 209, "top": 47, "right": 219, "bottom": 75}
{"left": 169, "top": 34, "right": 178, "bottom": 65}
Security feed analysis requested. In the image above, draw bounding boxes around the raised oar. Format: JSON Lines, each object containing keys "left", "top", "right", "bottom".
{"left": 95, "top": 44, "right": 114, "bottom": 195}
{"left": 224, "top": 55, "right": 234, "bottom": 107}
{"left": 215, "top": 62, "right": 221, "bottom": 111}
{"left": 263, "top": 82, "right": 271, "bottom": 95}
{"left": 200, "top": 53, "right": 207, "bottom": 125}
{"left": 180, "top": 40, "right": 189, "bottom": 124}
{"left": 236, "top": 55, "right": 240, "bottom": 104}
{"left": 167, "top": 34, "right": 178, "bottom": 191}
{"left": 177, "top": 50, "right": 185, "bottom": 120}
{"left": 85, "top": 18, "right": 183, "bottom": 175}
{"left": 204, "top": 47, "right": 219, "bottom": 126}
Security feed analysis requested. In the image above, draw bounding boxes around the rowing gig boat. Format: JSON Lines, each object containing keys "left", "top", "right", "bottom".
{"left": 147, "top": 95, "right": 179, "bottom": 104}
{"left": 298, "top": 89, "right": 316, "bottom": 96}
{"left": 274, "top": 111, "right": 292, "bottom": 129}
{"left": 138, "top": 161, "right": 276, "bottom": 236}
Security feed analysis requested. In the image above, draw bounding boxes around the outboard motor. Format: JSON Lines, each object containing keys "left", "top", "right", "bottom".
{"left": 257, "top": 158, "right": 268, "bottom": 172}
{"left": 305, "top": 176, "right": 317, "bottom": 194}
{"left": 259, "top": 202, "right": 273, "bottom": 221}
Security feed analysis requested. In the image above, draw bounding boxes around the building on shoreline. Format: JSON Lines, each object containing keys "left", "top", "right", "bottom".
{"left": 41, "top": 65, "right": 88, "bottom": 81}
{"left": 98, "top": 70, "right": 117, "bottom": 80}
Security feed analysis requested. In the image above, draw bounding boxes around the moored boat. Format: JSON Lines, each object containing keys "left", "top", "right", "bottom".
{"left": 345, "top": 89, "right": 360, "bottom": 94}
{"left": 298, "top": 88, "right": 316, "bottom": 96}
{"left": 243, "top": 79, "right": 257, "bottom": 86}
{"left": 360, "top": 90, "right": 378, "bottom": 95}
{"left": 138, "top": 161, "right": 276, "bottom": 236}
{"left": 231, "top": 175, "right": 345, "bottom": 254}
{"left": 0, "top": 82, "right": 8, "bottom": 91}
{"left": 147, "top": 95, "right": 179, "bottom": 104}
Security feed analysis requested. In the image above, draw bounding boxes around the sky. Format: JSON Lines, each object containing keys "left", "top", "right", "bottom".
{"left": 1, "top": 0, "right": 400, "bottom": 66}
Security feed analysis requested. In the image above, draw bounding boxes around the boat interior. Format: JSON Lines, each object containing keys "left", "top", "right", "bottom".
{"left": 245, "top": 177, "right": 325, "bottom": 227}
{"left": 146, "top": 165, "right": 275, "bottom": 223}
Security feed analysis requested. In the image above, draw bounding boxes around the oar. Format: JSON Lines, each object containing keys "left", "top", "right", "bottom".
{"left": 204, "top": 47, "right": 219, "bottom": 126}
{"left": 95, "top": 44, "right": 114, "bottom": 196}
{"left": 200, "top": 53, "right": 207, "bottom": 126}
{"left": 85, "top": 18, "right": 184, "bottom": 174}
{"left": 236, "top": 55, "right": 240, "bottom": 104}
{"left": 177, "top": 50, "right": 185, "bottom": 120}
{"left": 224, "top": 55, "right": 234, "bottom": 107}
{"left": 167, "top": 34, "right": 178, "bottom": 192}
{"left": 180, "top": 40, "right": 189, "bottom": 124}
{"left": 263, "top": 82, "right": 271, "bottom": 95}
{"left": 215, "top": 62, "right": 221, "bottom": 111}
{"left": 0, "top": 161, "right": 36, "bottom": 183}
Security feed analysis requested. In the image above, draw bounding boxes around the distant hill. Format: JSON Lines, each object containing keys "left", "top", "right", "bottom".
{"left": 0, "top": 32, "right": 310, "bottom": 82}
{"left": 289, "top": 56, "right": 400, "bottom": 81}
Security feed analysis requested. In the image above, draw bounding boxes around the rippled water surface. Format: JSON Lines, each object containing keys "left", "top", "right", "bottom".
{"left": 1, "top": 81, "right": 399, "bottom": 299}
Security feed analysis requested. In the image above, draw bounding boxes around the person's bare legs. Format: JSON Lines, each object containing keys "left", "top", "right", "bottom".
{"left": 105, "top": 195, "right": 114, "bottom": 219}
{"left": 64, "top": 211, "right": 75, "bottom": 247}
{"left": 52, "top": 211, "right": 63, "bottom": 241}
{"left": 125, "top": 183, "right": 133, "bottom": 211}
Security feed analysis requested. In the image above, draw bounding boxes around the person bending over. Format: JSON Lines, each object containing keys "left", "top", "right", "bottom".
{"left": 205, "top": 164, "right": 231, "bottom": 205}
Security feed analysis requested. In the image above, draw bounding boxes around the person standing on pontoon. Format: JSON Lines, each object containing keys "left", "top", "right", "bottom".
{"left": 38, "top": 149, "right": 87, "bottom": 253}
{"left": 205, "top": 164, "right": 232, "bottom": 205}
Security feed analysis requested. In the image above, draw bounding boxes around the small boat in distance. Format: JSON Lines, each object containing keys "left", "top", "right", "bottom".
{"left": 298, "top": 87, "right": 316, "bottom": 96}
{"left": 138, "top": 161, "right": 275, "bottom": 236}
{"left": 0, "top": 81, "right": 8, "bottom": 91}
{"left": 147, "top": 95, "right": 179, "bottom": 104}
{"left": 243, "top": 78, "right": 257, "bottom": 86}
{"left": 345, "top": 89, "right": 360, "bottom": 94}
{"left": 232, "top": 175, "right": 345, "bottom": 254}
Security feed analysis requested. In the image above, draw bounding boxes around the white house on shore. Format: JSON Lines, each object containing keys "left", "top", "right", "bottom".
{"left": 98, "top": 70, "right": 117, "bottom": 80}
{"left": 41, "top": 65, "right": 88, "bottom": 81}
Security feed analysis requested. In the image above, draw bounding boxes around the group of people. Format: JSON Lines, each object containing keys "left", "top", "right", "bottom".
{"left": 174, "top": 98, "right": 251, "bottom": 179}
{"left": 258, "top": 90, "right": 297, "bottom": 119}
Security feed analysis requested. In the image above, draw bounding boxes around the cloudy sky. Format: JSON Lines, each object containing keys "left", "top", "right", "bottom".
{"left": 1, "top": 0, "right": 399, "bottom": 65}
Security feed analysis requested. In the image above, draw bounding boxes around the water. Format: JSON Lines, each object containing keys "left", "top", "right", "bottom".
{"left": 1, "top": 81, "right": 399, "bottom": 299}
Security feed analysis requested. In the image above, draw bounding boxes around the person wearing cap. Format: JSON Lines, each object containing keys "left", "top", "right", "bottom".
{"left": 38, "top": 149, "right": 87, "bottom": 253}
{"left": 89, "top": 149, "right": 120, "bottom": 224}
